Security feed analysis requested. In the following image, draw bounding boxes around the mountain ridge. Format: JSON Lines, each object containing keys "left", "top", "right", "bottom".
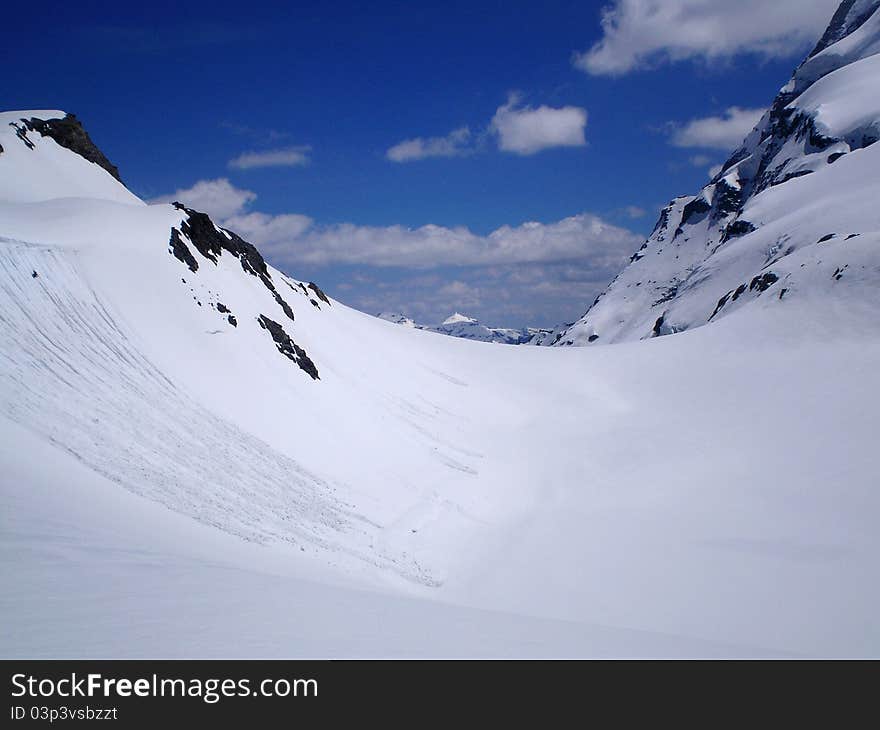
{"left": 544, "top": 0, "right": 880, "bottom": 346}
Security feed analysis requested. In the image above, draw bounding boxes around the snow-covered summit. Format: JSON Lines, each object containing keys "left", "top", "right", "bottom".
{"left": 0, "top": 110, "right": 139, "bottom": 206}
{"left": 442, "top": 312, "right": 477, "bottom": 326}
{"left": 545, "top": 0, "right": 880, "bottom": 346}
{"left": 377, "top": 310, "right": 551, "bottom": 344}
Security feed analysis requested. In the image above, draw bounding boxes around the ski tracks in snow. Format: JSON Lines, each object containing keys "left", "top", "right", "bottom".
{"left": 0, "top": 238, "right": 436, "bottom": 585}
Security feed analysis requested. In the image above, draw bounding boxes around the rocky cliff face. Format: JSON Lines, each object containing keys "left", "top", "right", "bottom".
{"left": 546, "top": 0, "right": 880, "bottom": 346}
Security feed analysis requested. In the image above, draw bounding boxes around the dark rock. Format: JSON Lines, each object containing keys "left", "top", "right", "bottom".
{"left": 227, "top": 315, "right": 237, "bottom": 327}
{"left": 749, "top": 272, "right": 779, "bottom": 292}
{"left": 168, "top": 229, "right": 199, "bottom": 272}
{"left": 31, "top": 270, "right": 38, "bottom": 278}
{"left": 808, "top": 0, "right": 878, "bottom": 59}
{"left": 588, "top": 334, "right": 599, "bottom": 343}
{"left": 170, "top": 204, "right": 295, "bottom": 321}
{"left": 308, "top": 282, "right": 331, "bottom": 305}
{"left": 680, "top": 197, "right": 711, "bottom": 227}
{"left": 9, "top": 122, "right": 35, "bottom": 150}
{"left": 818, "top": 233, "right": 835, "bottom": 243}
{"left": 710, "top": 178, "right": 745, "bottom": 222}
{"left": 652, "top": 284, "right": 678, "bottom": 306}
{"left": 216, "top": 302, "right": 230, "bottom": 314}
{"left": 721, "top": 219, "right": 757, "bottom": 242}
{"left": 827, "top": 151, "right": 847, "bottom": 164}
{"left": 770, "top": 169, "right": 814, "bottom": 187}
{"left": 709, "top": 291, "right": 734, "bottom": 321}
{"left": 22, "top": 114, "right": 122, "bottom": 182}
{"left": 652, "top": 315, "right": 665, "bottom": 337}
{"left": 257, "top": 314, "right": 319, "bottom": 380}
{"left": 310, "top": 299, "right": 320, "bottom": 308}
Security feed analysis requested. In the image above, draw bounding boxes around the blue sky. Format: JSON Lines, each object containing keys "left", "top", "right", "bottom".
{"left": 5, "top": 0, "right": 841, "bottom": 326}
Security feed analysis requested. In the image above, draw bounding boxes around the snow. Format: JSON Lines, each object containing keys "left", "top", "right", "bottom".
{"left": 442, "top": 312, "right": 477, "bottom": 325}
{"left": 2, "top": 5, "right": 880, "bottom": 657}
{"left": 546, "top": 1, "right": 880, "bottom": 347}
{"left": 0, "top": 112, "right": 142, "bottom": 207}
{"left": 378, "top": 310, "right": 547, "bottom": 344}
{"left": 790, "top": 52, "right": 880, "bottom": 140}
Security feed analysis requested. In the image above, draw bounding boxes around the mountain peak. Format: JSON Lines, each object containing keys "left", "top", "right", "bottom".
{"left": 543, "top": 0, "right": 880, "bottom": 347}
{"left": 442, "top": 312, "right": 478, "bottom": 325}
{"left": 0, "top": 110, "right": 138, "bottom": 206}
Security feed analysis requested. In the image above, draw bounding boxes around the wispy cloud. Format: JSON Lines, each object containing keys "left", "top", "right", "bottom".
{"left": 220, "top": 121, "right": 291, "bottom": 144}
{"left": 574, "top": 0, "right": 839, "bottom": 76}
{"left": 490, "top": 94, "right": 587, "bottom": 156}
{"left": 228, "top": 147, "right": 311, "bottom": 170}
{"left": 670, "top": 107, "right": 764, "bottom": 151}
{"left": 386, "top": 127, "right": 472, "bottom": 162}
{"left": 388, "top": 94, "right": 588, "bottom": 162}
{"left": 623, "top": 205, "right": 646, "bottom": 219}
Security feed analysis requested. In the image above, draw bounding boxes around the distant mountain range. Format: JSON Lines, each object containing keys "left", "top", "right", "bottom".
{"left": 376, "top": 311, "right": 553, "bottom": 344}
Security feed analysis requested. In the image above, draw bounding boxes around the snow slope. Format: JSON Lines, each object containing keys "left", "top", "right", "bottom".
{"left": 547, "top": 0, "right": 880, "bottom": 346}
{"left": 2, "top": 17, "right": 880, "bottom": 659}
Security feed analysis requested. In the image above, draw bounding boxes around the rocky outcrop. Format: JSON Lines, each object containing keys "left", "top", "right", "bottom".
{"left": 258, "top": 315, "right": 319, "bottom": 379}
{"left": 170, "top": 204, "right": 296, "bottom": 322}
{"left": 541, "top": 0, "right": 880, "bottom": 347}
{"left": 22, "top": 114, "right": 122, "bottom": 182}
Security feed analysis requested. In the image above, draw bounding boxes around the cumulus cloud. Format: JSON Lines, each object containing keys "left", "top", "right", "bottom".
{"left": 157, "top": 178, "right": 638, "bottom": 269}
{"left": 149, "top": 178, "right": 256, "bottom": 219}
{"left": 228, "top": 146, "right": 311, "bottom": 170}
{"left": 574, "top": 0, "right": 839, "bottom": 76}
{"left": 670, "top": 107, "right": 764, "bottom": 150}
{"left": 386, "top": 127, "right": 472, "bottom": 162}
{"left": 223, "top": 211, "right": 314, "bottom": 243}
{"left": 151, "top": 178, "right": 643, "bottom": 327}
{"left": 490, "top": 94, "right": 588, "bottom": 155}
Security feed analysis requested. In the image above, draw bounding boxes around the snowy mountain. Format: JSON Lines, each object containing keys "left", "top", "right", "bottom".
{"left": 3, "top": 4, "right": 880, "bottom": 659}
{"left": 546, "top": 0, "right": 880, "bottom": 346}
{"left": 377, "top": 310, "right": 552, "bottom": 344}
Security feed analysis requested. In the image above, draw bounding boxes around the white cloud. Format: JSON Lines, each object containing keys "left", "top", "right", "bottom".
{"left": 223, "top": 211, "right": 314, "bottom": 243}
{"left": 671, "top": 107, "right": 764, "bottom": 150}
{"left": 623, "top": 205, "right": 646, "bottom": 219}
{"left": 228, "top": 146, "right": 311, "bottom": 170}
{"left": 689, "top": 154, "right": 712, "bottom": 167}
{"left": 386, "top": 127, "right": 472, "bottom": 162}
{"left": 149, "top": 178, "right": 256, "bottom": 219}
{"left": 574, "top": 0, "right": 839, "bottom": 76}
{"left": 490, "top": 94, "right": 588, "bottom": 155}
{"left": 151, "top": 178, "right": 644, "bottom": 327}
{"left": 708, "top": 164, "right": 723, "bottom": 179}
{"left": 152, "top": 178, "right": 640, "bottom": 269}
{"left": 278, "top": 213, "right": 637, "bottom": 268}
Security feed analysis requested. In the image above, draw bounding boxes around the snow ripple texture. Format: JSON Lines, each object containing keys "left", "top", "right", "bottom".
{"left": 0, "top": 238, "right": 436, "bottom": 585}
